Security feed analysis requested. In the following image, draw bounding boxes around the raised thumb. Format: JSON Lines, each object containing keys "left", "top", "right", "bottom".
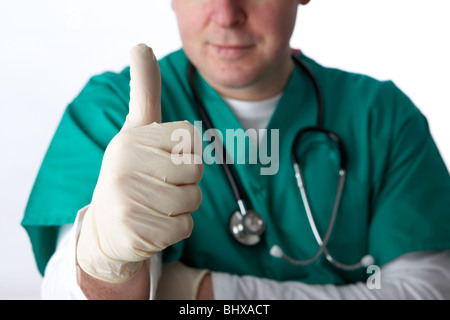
{"left": 126, "top": 43, "right": 162, "bottom": 128}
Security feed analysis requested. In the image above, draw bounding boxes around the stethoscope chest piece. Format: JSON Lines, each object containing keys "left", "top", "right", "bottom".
{"left": 229, "top": 209, "right": 265, "bottom": 246}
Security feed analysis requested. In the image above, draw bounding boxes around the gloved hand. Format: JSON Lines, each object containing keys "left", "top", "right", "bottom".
{"left": 156, "top": 261, "right": 210, "bottom": 300}
{"left": 76, "top": 44, "right": 204, "bottom": 283}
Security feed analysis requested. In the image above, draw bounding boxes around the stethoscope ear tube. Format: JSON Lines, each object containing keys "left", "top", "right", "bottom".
{"left": 189, "top": 63, "right": 266, "bottom": 247}
{"left": 292, "top": 126, "right": 348, "bottom": 172}
{"left": 188, "top": 63, "right": 242, "bottom": 203}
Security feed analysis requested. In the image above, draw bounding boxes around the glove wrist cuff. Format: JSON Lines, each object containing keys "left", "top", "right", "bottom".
{"left": 191, "top": 268, "right": 211, "bottom": 300}
{"left": 76, "top": 207, "right": 145, "bottom": 283}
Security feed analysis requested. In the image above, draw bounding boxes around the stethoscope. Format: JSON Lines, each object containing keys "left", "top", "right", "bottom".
{"left": 188, "top": 54, "right": 374, "bottom": 270}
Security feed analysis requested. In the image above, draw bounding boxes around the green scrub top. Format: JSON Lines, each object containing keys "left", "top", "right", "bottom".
{"left": 22, "top": 49, "right": 450, "bottom": 285}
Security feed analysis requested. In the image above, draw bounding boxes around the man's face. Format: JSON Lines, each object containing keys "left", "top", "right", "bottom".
{"left": 172, "top": 0, "right": 306, "bottom": 98}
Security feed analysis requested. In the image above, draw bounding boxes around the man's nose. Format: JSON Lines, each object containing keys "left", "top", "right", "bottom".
{"left": 212, "top": 0, "right": 246, "bottom": 28}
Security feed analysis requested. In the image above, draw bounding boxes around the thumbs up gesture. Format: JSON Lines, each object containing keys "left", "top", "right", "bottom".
{"left": 76, "top": 44, "right": 204, "bottom": 283}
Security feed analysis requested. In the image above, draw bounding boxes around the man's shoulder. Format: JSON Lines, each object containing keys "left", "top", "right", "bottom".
{"left": 301, "top": 54, "right": 416, "bottom": 113}
{"left": 299, "top": 53, "right": 422, "bottom": 129}
{"left": 300, "top": 54, "right": 391, "bottom": 92}
{"left": 71, "top": 49, "right": 187, "bottom": 104}
{"left": 159, "top": 48, "right": 189, "bottom": 69}
{"left": 83, "top": 48, "right": 187, "bottom": 88}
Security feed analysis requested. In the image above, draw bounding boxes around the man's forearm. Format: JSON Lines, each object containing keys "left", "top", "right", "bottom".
{"left": 211, "top": 251, "right": 450, "bottom": 300}
{"left": 77, "top": 260, "right": 150, "bottom": 300}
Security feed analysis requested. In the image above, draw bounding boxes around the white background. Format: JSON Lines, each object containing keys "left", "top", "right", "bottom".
{"left": 0, "top": 0, "right": 449, "bottom": 300}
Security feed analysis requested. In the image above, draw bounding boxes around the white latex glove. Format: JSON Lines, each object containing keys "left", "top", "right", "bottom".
{"left": 156, "top": 261, "right": 210, "bottom": 300}
{"left": 76, "top": 44, "right": 204, "bottom": 283}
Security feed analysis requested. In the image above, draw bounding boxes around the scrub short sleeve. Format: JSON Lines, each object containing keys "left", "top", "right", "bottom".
{"left": 21, "top": 69, "right": 131, "bottom": 275}
{"left": 368, "top": 84, "right": 450, "bottom": 266}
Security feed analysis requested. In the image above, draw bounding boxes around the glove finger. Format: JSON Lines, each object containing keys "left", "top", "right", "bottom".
{"left": 132, "top": 121, "right": 203, "bottom": 155}
{"left": 126, "top": 211, "right": 194, "bottom": 253}
{"left": 136, "top": 147, "right": 204, "bottom": 186}
{"left": 123, "top": 178, "right": 202, "bottom": 216}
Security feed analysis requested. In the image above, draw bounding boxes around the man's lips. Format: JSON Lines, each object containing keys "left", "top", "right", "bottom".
{"left": 209, "top": 43, "right": 255, "bottom": 59}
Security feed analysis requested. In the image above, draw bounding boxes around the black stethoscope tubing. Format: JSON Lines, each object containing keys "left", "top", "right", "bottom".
{"left": 188, "top": 62, "right": 243, "bottom": 203}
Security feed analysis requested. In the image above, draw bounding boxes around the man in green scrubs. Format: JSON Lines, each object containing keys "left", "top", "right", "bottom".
{"left": 22, "top": 1, "right": 450, "bottom": 299}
